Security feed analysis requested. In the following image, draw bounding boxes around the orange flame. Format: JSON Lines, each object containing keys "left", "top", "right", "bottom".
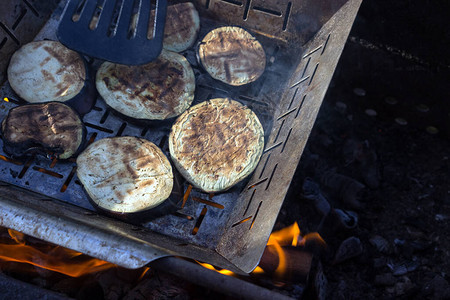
{"left": 195, "top": 222, "right": 325, "bottom": 279}
{"left": 196, "top": 261, "right": 236, "bottom": 276}
{"left": 0, "top": 229, "right": 116, "bottom": 277}
{"left": 266, "top": 222, "right": 301, "bottom": 278}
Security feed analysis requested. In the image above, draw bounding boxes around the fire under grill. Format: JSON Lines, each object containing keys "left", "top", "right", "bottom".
{"left": 0, "top": 0, "right": 361, "bottom": 273}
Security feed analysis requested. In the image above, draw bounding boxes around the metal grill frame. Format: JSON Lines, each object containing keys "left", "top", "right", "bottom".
{"left": 0, "top": 0, "right": 362, "bottom": 273}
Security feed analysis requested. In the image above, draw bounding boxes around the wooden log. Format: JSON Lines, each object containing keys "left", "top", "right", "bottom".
{"left": 257, "top": 246, "right": 313, "bottom": 283}
{"left": 149, "top": 257, "right": 295, "bottom": 300}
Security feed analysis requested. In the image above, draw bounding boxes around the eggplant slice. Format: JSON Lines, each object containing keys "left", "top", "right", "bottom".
{"left": 1, "top": 102, "right": 86, "bottom": 159}
{"left": 96, "top": 50, "right": 195, "bottom": 121}
{"left": 198, "top": 26, "right": 266, "bottom": 86}
{"left": 76, "top": 137, "right": 175, "bottom": 216}
{"left": 169, "top": 98, "right": 265, "bottom": 193}
{"left": 7, "top": 40, "right": 96, "bottom": 115}
{"left": 149, "top": 2, "right": 200, "bottom": 53}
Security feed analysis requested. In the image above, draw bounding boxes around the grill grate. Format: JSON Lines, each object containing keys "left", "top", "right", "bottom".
{"left": 0, "top": 0, "right": 362, "bottom": 273}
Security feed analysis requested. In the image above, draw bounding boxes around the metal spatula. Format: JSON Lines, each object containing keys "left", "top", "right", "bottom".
{"left": 57, "top": 0, "right": 167, "bottom": 65}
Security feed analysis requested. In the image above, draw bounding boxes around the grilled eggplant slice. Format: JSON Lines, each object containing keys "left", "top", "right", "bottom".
{"left": 76, "top": 137, "right": 178, "bottom": 217}
{"left": 198, "top": 26, "right": 266, "bottom": 86}
{"left": 7, "top": 40, "right": 96, "bottom": 115}
{"left": 169, "top": 98, "right": 265, "bottom": 193}
{"left": 96, "top": 50, "right": 195, "bottom": 121}
{"left": 1, "top": 102, "right": 86, "bottom": 159}
{"left": 149, "top": 2, "right": 200, "bottom": 52}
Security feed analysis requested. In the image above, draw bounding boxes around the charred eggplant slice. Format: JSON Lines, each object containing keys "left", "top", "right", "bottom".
{"left": 1, "top": 102, "right": 86, "bottom": 159}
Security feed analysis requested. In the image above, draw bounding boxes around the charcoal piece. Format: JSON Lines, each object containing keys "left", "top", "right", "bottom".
{"left": 320, "top": 170, "right": 365, "bottom": 209}
{"left": 388, "top": 260, "right": 420, "bottom": 276}
{"left": 369, "top": 235, "right": 391, "bottom": 254}
{"left": 302, "top": 178, "right": 331, "bottom": 216}
{"left": 333, "top": 236, "right": 363, "bottom": 264}
{"left": 333, "top": 209, "right": 358, "bottom": 229}
{"left": 423, "top": 275, "right": 450, "bottom": 300}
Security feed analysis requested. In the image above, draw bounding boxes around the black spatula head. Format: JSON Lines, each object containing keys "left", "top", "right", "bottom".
{"left": 57, "top": 0, "right": 167, "bottom": 65}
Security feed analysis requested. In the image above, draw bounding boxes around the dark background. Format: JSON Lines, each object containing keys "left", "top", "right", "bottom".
{"left": 284, "top": 0, "right": 450, "bottom": 298}
{"left": 334, "top": 0, "right": 450, "bottom": 138}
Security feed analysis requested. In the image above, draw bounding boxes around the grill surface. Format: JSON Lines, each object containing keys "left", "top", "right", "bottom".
{"left": 0, "top": 0, "right": 361, "bottom": 273}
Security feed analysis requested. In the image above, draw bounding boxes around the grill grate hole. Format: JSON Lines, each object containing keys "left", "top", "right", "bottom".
{"left": 22, "top": 0, "right": 39, "bottom": 17}
{"left": 265, "top": 163, "right": 278, "bottom": 190}
{"left": 12, "top": 8, "right": 27, "bottom": 30}
{"left": 49, "top": 157, "right": 58, "bottom": 168}
{"left": 263, "top": 141, "right": 282, "bottom": 153}
{"left": 243, "top": 0, "right": 251, "bottom": 20}
{"left": 61, "top": 166, "right": 77, "bottom": 193}
{"left": 99, "top": 109, "right": 110, "bottom": 124}
{"left": 87, "top": 132, "right": 98, "bottom": 146}
{"left": 171, "top": 211, "right": 194, "bottom": 220}
{"left": 0, "top": 155, "right": 23, "bottom": 166}
{"left": 192, "top": 206, "right": 207, "bottom": 235}
{"left": 295, "top": 95, "right": 306, "bottom": 118}
{"left": 232, "top": 216, "right": 252, "bottom": 227}
{"left": 249, "top": 201, "right": 262, "bottom": 229}
{"left": 308, "top": 63, "right": 319, "bottom": 85}
{"left": 0, "top": 37, "right": 7, "bottom": 49}
{"left": 115, "top": 122, "right": 127, "bottom": 136}
{"left": 192, "top": 197, "right": 224, "bottom": 209}
{"left": 243, "top": 189, "right": 256, "bottom": 216}
{"left": 181, "top": 184, "right": 193, "bottom": 209}
{"left": 32, "top": 167, "right": 64, "bottom": 178}
{"left": 0, "top": 22, "right": 20, "bottom": 45}
{"left": 259, "top": 153, "right": 271, "bottom": 179}
{"left": 282, "top": 2, "right": 292, "bottom": 31}
{"left": 321, "top": 34, "right": 331, "bottom": 55}
{"left": 252, "top": 6, "right": 281, "bottom": 17}
{"left": 221, "top": 0, "right": 243, "bottom": 6}
{"left": 247, "top": 178, "right": 267, "bottom": 190}
{"left": 84, "top": 122, "right": 114, "bottom": 133}
{"left": 18, "top": 156, "right": 34, "bottom": 179}
{"left": 274, "top": 120, "right": 285, "bottom": 143}
{"left": 280, "top": 129, "right": 292, "bottom": 153}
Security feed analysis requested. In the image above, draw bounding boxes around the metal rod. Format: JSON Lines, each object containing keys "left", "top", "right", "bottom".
{"left": 149, "top": 256, "right": 295, "bottom": 300}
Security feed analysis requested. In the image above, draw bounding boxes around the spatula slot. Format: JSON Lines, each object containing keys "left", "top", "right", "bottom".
{"left": 127, "top": 0, "right": 142, "bottom": 39}
{"left": 89, "top": 0, "right": 107, "bottom": 30}
{"left": 107, "top": 0, "right": 124, "bottom": 37}
{"left": 71, "top": 0, "right": 87, "bottom": 22}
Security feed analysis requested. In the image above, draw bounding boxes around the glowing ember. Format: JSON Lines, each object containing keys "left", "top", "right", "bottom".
{"left": 0, "top": 229, "right": 116, "bottom": 277}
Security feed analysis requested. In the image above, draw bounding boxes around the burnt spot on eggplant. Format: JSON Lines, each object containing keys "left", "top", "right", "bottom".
{"left": 1, "top": 102, "right": 86, "bottom": 160}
